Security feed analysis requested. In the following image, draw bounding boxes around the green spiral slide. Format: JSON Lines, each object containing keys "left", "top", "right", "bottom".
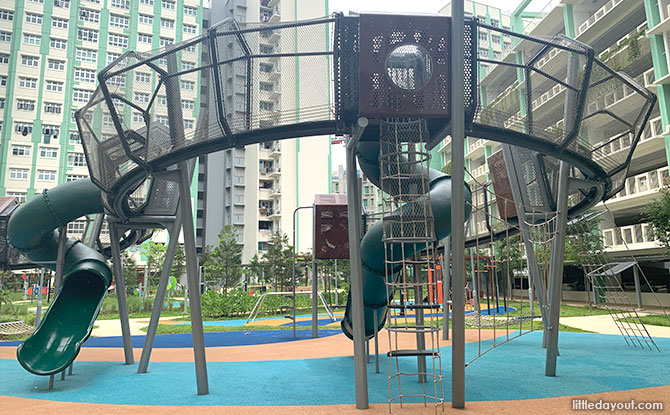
{"left": 341, "top": 141, "right": 472, "bottom": 339}
{"left": 7, "top": 179, "right": 111, "bottom": 375}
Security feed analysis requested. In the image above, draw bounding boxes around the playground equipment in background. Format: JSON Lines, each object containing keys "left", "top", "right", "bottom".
{"left": 4, "top": 9, "right": 659, "bottom": 410}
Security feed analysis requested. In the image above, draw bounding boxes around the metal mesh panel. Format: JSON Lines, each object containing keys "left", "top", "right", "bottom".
{"left": 379, "top": 119, "right": 434, "bottom": 242}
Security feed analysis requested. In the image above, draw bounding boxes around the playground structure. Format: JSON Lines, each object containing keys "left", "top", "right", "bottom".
{"left": 3, "top": 7, "right": 662, "bottom": 411}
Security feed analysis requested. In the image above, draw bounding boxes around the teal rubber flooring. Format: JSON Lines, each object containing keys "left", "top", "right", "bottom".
{"left": 1, "top": 332, "right": 668, "bottom": 406}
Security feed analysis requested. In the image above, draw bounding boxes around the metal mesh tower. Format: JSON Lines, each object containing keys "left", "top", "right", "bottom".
{"left": 380, "top": 119, "right": 443, "bottom": 412}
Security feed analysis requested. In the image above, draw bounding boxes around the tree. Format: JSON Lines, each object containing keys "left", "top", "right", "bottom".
{"left": 262, "top": 231, "right": 293, "bottom": 291}
{"left": 565, "top": 213, "right": 608, "bottom": 267}
{"left": 644, "top": 187, "right": 670, "bottom": 251}
{"left": 202, "top": 226, "right": 243, "bottom": 292}
{"left": 246, "top": 253, "right": 264, "bottom": 285}
{"left": 141, "top": 241, "right": 166, "bottom": 289}
{"left": 171, "top": 245, "right": 186, "bottom": 280}
{"left": 121, "top": 252, "right": 140, "bottom": 294}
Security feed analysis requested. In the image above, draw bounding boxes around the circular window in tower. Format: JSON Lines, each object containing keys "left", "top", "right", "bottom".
{"left": 385, "top": 44, "right": 433, "bottom": 91}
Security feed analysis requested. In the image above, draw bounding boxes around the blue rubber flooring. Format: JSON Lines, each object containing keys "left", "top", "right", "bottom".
{"left": 176, "top": 313, "right": 341, "bottom": 327}
{"left": 0, "top": 329, "right": 341, "bottom": 348}
{"left": 1, "top": 332, "right": 669, "bottom": 406}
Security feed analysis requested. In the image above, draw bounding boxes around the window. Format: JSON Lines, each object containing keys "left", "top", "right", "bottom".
{"left": 74, "top": 68, "right": 96, "bottom": 83}
{"left": 21, "top": 55, "right": 39, "bottom": 67}
{"left": 491, "top": 35, "right": 501, "bottom": 45}
{"left": 492, "top": 51, "right": 501, "bottom": 60}
{"left": 69, "top": 131, "right": 81, "bottom": 145}
{"left": 182, "top": 100, "right": 194, "bottom": 110}
{"left": 161, "top": 18, "right": 174, "bottom": 29}
{"left": 50, "top": 38, "right": 67, "bottom": 49}
{"left": 48, "top": 59, "right": 65, "bottom": 70}
{"left": 162, "top": 0, "right": 175, "bottom": 10}
{"left": 44, "top": 102, "right": 62, "bottom": 114}
{"left": 52, "top": 17, "right": 68, "bottom": 29}
{"left": 135, "top": 72, "right": 151, "bottom": 83}
{"left": 110, "top": 14, "right": 129, "bottom": 29}
{"left": 7, "top": 192, "right": 26, "bottom": 203}
{"left": 73, "top": 89, "right": 93, "bottom": 103}
{"left": 184, "top": 24, "right": 197, "bottom": 34}
{"left": 157, "top": 95, "right": 167, "bottom": 106}
{"left": 107, "top": 53, "right": 121, "bottom": 64}
{"left": 186, "top": 45, "right": 196, "bottom": 53}
{"left": 490, "top": 19, "right": 500, "bottom": 27}
{"left": 138, "top": 33, "right": 152, "bottom": 43}
{"left": 108, "top": 75, "right": 126, "bottom": 87}
{"left": 140, "top": 0, "right": 153, "bottom": 5}
{"left": 139, "top": 14, "right": 152, "bottom": 25}
{"left": 25, "top": 13, "right": 43, "bottom": 25}
{"left": 134, "top": 92, "right": 150, "bottom": 103}
{"left": 111, "top": 0, "right": 130, "bottom": 9}
{"left": 0, "top": 98, "right": 4, "bottom": 108}
{"left": 0, "top": 32, "right": 11, "bottom": 42}
{"left": 108, "top": 34, "right": 128, "bottom": 48}
{"left": 0, "top": 54, "right": 8, "bottom": 64}
{"left": 159, "top": 37, "right": 173, "bottom": 47}
{"left": 0, "top": 75, "right": 6, "bottom": 86}
{"left": 40, "top": 147, "right": 58, "bottom": 158}
{"left": 156, "top": 115, "right": 169, "bottom": 126}
{"left": 37, "top": 170, "right": 56, "bottom": 181}
{"left": 67, "top": 220, "right": 86, "bottom": 233}
{"left": 260, "top": 101, "right": 274, "bottom": 111}
{"left": 80, "top": 8, "right": 100, "bottom": 23}
{"left": 14, "top": 122, "right": 33, "bottom": 135}
{"left": 183, "top": 119, "right": 194, "bottom": 129}
{"left": 12, "top": 145, "right": 31, "bottom": 156}
{"left": 76, "top": 48, "right": 97, "bottom": 63}
{"left": 78, "top": 28, "right": 98, "bottom": 43}
{"left": 102, "top": 114, "right": 113, "bottom": 126}
{"left": 180, "top": 80, "right": 195, "bottom": 90}
{"left": 23, "top": 34, "right": 41, "bottom": 46}
{"left": 182, "top": 61, "right": 195, "bottom": 70}
{"left": 66, "top": 174, "right": 88, "bottom": 182}
{"left": 478, "top": 48, "right": 488, "bottom": 58}
{"left": 184, "top": 6, "right": 196, "bottom": 16}
{"left": 19, "top": 77, "right": 37, "bottom": 88}
{"left": 259, "top": 63, "right": 273, "bottom": 73}
{"left": 42, "top": 125, "right": 59, "bottom": 137}
{"left": 260, "top": 82, "right": 273, "bottom": 92}
{"left": 0, "top": 10, "right": 13, "bottom": 21}
{"left": 260, "top": 44, "right": 274, "bottom": 54}
{"left": 68, "top": 152, "right": 87, "bottom": 167}
{"left": 54, "top": 0, "right": 70, "bottom": 8}
{"left": 133, "top": 112, "right": 143, "bottom": 123}
{"left": 9, "top": 168, "right": 29, "bottom": 180}
{"left": 16, "top": 99, "right": 36, "bottom": 111}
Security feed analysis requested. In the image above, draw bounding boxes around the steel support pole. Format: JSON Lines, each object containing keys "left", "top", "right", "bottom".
{"left": 54, "top": 227, "right": 67, "bottom": 293}
{"left": 35, "top": 267, "right": 45, "bottom": 326}
{"left": 138, "top": 216, "right": 182, "bottom": 373}
{"left": 334, "top": 260, "right": 339, "bottom": 306}
{"left": 501, "top": 145, "right": 549, "bottom": 335}
{"left": 373, "top": 308, "right": 379, "bottom": 373}
{"left": 633, "top": 265, "right": 643, "bottom": 309}
{"left": 109, "top": 224, "right": 134, "bottom": 365}
{"left": 415, "top": 264, "right": 427, "bottom": 383}
{"left": 312, "top": 207, "right": 318, "bottom": 338}
{"left": 450, "top": 0, "right": 466, "bottom": 407}
{"left": 443, "top": 236, "right": 451, "bottom": 341}
{"left": 346, "top": 118, "right": 369, "bottom": 409}
{"left": 293, "top": 205, "right": 313, "bottom": 340}
{"left": 177, "top": 163, "right": 209, "bottom": 395}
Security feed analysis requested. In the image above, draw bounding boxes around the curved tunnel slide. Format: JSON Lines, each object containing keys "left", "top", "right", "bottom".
{"left": 7, "top": 179, "right": 112, "bottom": 375}
{"left": 341, "top": 141, "right": 472, "bottom": 339}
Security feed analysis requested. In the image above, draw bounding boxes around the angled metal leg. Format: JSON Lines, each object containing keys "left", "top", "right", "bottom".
{"left": 178, "top": 162, "right": 209, "bottom": 395}
{"left": 138, "top": 215, "right": 182, "bottom": 373}
{"left": 109, "top": 223, "right": 134, "bottom": 365}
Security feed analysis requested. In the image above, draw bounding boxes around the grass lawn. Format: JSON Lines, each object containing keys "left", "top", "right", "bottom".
{"left": 619, "top": 314, "right": 670, "bottom": 327}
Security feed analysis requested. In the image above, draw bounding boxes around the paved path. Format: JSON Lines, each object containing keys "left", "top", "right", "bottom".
{"left": 92, "top": 316, "right": 184, "bottom": 337}
{"left": 560, "top": 313, "right": 670, "bottom": 338}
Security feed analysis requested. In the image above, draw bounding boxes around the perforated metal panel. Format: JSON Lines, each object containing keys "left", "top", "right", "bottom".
{"left": 359, "top": 14, "right": 451, "bottom": 118}
{"left": 314, "top": 194, "right": 349, "bottom": 259}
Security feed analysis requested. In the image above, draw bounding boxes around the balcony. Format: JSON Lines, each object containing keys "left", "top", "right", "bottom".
{"left": 604, "top": 166, "right": 670, "bottom": 211}
{"left": 259, "top": 228, "right": 273, "bottom": 241}
{"left": 468, "top": 164, "right": 488, "bottom": 183}
{"left": 647, "top": 4, "right": 670, "bottom": 36}
{"left": 270, "top": 186, "right": 281, "bottom": 198}
{"left": 576, "top": 0, "right": 633, "bottom": 40}
{"left": 260, "top": 28, "right": 281, "bottom": 44}
{"left": 270, "top": 143, "right": 281, "bottom": 157}
{"left": 268, "top": 207, "right": 281, "bottom": 218}
{"left": 259, "top": 166, "right": 271, "bottom": 177}
{"left": 602, "top": 223, "right": 662, "bottom": 253}
{"left": 437, "top": 136, "right": 452, "bottom": 153}
{"left": 597, "top": 24, "right": 650, "bottom": 72}
{"left": 593, "top": 115, "right": 666, "bottom": 164}
{"left": 269, "top": 165, "right": 281, "bottom": 178}
{"left": 466, "top": 138, "right": 487, "bottom": 159}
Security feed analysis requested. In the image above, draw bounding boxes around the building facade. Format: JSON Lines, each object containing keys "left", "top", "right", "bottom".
{"left": 440, "top": 0, "right": 670, "bottom": 300}
{"left": 197, "top": 0, "right": 331, "bottom": 262}
{"left": 0, "top": 0, "right": 205, "bottom": 239}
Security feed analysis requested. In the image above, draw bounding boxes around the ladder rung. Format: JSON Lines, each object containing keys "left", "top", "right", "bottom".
{"left": 388, "top": 304, "right": 441, "bottom": 310}
{"left": 387, "top": 349, "right": 439, "bottom": 358}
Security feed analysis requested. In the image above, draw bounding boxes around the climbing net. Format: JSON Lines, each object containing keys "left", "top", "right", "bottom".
{"left": 462, "top": 162, "right": 559, "bottom": 366}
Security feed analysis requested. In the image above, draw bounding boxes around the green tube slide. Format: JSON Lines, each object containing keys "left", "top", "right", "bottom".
{"left": 7, "top": 179, "right": 111, "bottom": 375}
{"left": 341, "top": 142, "right": 472, "bottom": 340}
